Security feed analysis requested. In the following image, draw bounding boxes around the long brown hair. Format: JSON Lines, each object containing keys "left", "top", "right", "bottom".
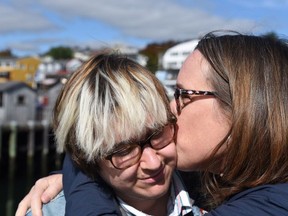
{"left": 196, "top": 31, "right": 288, "bottom": 207}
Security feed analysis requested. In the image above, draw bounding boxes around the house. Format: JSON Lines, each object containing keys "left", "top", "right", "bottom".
{"left": 110, "top": 44, "right": 148, "bottom": 66}
{"left": 37, "top": 81, "right": 64, "bottom": 124}
{"left": 0, "top": 57, "right": 40, "bottom": 88}
{"left": 0, "top": 57, "right": 17, "bottom": 68}
{"left": 0, "top": 81, "right": 36, "bottom": 125}
{"left": 14, "top": 57, "right": 40, "bottom": 88}
{"left": 0, "top": 57, "right": 17, "bottom": 82}
{"left": 162, "top": 39, "right": 199, "bottom": 70}
{"left": 156, "top": 39, "right": 199, "bottom": 99}
{"left": 36, "top": 57, "right": 68, "bottom": 83}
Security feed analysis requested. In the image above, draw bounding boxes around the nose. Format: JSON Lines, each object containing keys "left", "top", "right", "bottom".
{"left": 140, "top": 146, "right": 162, "bottom": 170}
{"left": 170, "top": 99, "right": 178, "bottom": 116}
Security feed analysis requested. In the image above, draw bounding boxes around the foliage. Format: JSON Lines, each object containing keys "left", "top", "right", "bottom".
{"left": 46, "top": 46, "right": 73, "bottom": 60}
{"left": 0, "top": 49, "right": 14, "bottom": 57}
{"left": 261, "top": 31, "right": 279, "bottom": 40}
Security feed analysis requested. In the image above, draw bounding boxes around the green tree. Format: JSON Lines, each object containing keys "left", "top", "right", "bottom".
{"left": 46, "top": 46, "right": 73, "bottom": 60}
{"left": 261, "top": 31, "right": 279, "bottom": 40}
{"left": 0, "top": 49, "right": 14, "bottom": 57}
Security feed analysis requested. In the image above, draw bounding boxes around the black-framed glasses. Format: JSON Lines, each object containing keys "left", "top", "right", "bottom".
{"left": 105, "top": 121, "right": 176, "bottom": 170}
{"left": 174, "top": 88, "right": 216, "bottom": 114}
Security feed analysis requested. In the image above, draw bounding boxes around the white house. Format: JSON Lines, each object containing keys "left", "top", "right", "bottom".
{"left": 157, "top": 39, "right": 199, "bottom": 99}
{"left": 162, "top": 39, "right": 199, "bottom": 70}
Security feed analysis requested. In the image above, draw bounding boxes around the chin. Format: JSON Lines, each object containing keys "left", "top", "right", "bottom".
{"left": 139, "top": 185, "right": 170, "bottom": 200}
{"left": 176, "top": 161, "right": 196, "bottom": 172}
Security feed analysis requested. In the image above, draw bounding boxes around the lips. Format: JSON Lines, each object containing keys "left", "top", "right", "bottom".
{"left": 139, "top": 167, "right": 166, "bottom": 184}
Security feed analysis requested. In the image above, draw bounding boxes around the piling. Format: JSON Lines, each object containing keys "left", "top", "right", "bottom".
{"left": 27, "top": 120, "right": 35, "bottom": 157}
{"left": 42, "top": 120, "right": 49, "bottom": 155}
{"left": 8, "top": 121, "right": 17, "bottom": 159}
{"left": 0, "top": 123, "right": 2, "bottom": 160}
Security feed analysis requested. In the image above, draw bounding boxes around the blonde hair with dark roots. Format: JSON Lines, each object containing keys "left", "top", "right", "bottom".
{"left": 53, "top": 51, "right": 172, "bottom": 175}
{"left": 196, "top": 31, "right": 288, "bottom": 208}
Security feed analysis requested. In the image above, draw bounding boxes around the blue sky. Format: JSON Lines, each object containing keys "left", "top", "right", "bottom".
{"left": 1, "top": 0, "right": 288, "bottom": 57}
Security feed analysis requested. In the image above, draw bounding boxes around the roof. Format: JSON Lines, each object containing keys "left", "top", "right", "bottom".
{"left": 166, "top": 39, "right": 199, "bottom": 53}
{"left": 0, "top": 81, "right": 35, "bottom": 92}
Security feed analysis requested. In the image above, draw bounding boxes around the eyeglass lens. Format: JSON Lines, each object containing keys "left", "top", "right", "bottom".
{"left": 110, "top": 124, "right": 175, "bottom": 169}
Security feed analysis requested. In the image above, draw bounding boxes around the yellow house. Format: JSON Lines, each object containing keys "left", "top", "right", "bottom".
{"left": 0, "top": 57, "right": 40, "bottom": 88}
{"left": 13, "top": 57, "right": 41, "bottom": 88}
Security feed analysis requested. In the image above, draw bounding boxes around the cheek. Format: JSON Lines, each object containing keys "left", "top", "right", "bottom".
{"left": 99, "top": 162, "right": 138, "bottom": 190}
{"left": 175, "top": 101, "right": 229, "bottom": 171}
{"left": 176, "top": 115, "right": 197, "bottom": 157}
{"left": 164, "top": 143, "right": 177, "bottom": 167}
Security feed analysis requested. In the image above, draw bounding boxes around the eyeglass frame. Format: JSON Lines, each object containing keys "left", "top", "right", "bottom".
{"left": 105, "top": 119, "right": 176, "bottom": 170}
{"left": 174, "top": 87, "right": 216, "bottom": 114}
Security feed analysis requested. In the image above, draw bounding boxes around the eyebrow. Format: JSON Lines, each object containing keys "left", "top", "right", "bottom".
{"left": 113, "top": 129, "right": 151, "bottom": 148}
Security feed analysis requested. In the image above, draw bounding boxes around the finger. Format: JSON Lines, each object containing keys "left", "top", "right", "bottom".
{"left": 41, "top": 174, "right": 63, "bottom": 203}
{"left": 29, "top": 178, "right": 52, "bottom": 216}
{"left": 15, "top": 188, "right": 33, "bottom": 216}
{"left": 15, "top": 174, "right": 63, "bottom": 216}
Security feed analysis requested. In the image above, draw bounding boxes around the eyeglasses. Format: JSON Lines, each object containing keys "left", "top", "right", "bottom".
{"left": 174, "top": 87, "right": 216, "bottom": 114}
{"left": 105, "top": 121, "right": 176, "bottom": 170}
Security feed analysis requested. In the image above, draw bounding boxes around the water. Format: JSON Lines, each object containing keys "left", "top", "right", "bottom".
{"left": 0, "top": 129, "right": 64, "bottom": 216}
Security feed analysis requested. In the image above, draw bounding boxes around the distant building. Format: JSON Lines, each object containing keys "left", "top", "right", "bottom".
{"left": 0, "top": 57, "right": 17, "bottom": 68}
{"left": 36, "top": 57, "right": 68, "bottom": 83}
{"left": 73, "top": 44, "right": 148, "bottom": 67}
{"left": 162, "top": 39, "right": 199, "bottom": 70}
{"left": 37, "top": 81, "right": 64, "bottom": 124}
{"left": 14, "top": 57, "right": 40, "bottom": 88}
{"left": 0, "top": 81, "right": 36, "bottom": 125}
{"left": 157, "top": 39, "right": 199, "bottom": 99}
{"left": 0, "top": 57, "right": 40, "bottom": 88}
{"left": 111, "top": 44, "right": 148, "bottom": 66}
{"left": 66, "top": 58, "right": 83, "bottom": 73}
{"left": 0, "top": 57, "right": 17, "bottom": 82}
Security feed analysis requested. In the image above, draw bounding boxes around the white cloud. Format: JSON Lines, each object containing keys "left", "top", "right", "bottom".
{"left": 1, "top": 0, "right": 286, "bottom": 56}
{"left": 0, "top": 3, "right": 56, "bottom": 34}
{"left": 37, "top": 0, "right": 258, "bottom": 40}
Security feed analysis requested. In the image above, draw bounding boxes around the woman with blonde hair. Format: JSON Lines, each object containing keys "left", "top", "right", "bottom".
{"left": 20, "top": 51, "right": 203, "bottom": 216}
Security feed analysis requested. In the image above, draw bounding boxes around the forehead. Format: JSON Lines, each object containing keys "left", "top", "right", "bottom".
{"left": 177, "top": 50, "right": 210, "bottom": 89}
{"left": 111, "top": 119, "right": 162, "bottom": 150}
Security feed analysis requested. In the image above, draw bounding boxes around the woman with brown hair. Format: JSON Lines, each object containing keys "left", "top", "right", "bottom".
{"left": 172, "top": 31, "right": 288, "bottom": 215}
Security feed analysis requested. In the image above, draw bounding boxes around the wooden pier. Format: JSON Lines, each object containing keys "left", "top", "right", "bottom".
{"left": 0, "top": 120, "right": 64, "bottom": 216}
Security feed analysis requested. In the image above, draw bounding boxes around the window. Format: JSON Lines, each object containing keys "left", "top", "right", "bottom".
{"left": 17, "top": 95, "right": 25, "bottom": 105}
{"left": 170, "top": 52, "right": 178, "bottom": 56}
{"left": 0, "top": 72, "right": 10, "bottom": 78}
{"left": 20, "top": 64, "right": 26, "bottom": 70}
{"left": 182, "top": 51, "right": 191, "bottom": 56}
{"left": 168, "top": 62, "right": 177, "bottom": 67}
